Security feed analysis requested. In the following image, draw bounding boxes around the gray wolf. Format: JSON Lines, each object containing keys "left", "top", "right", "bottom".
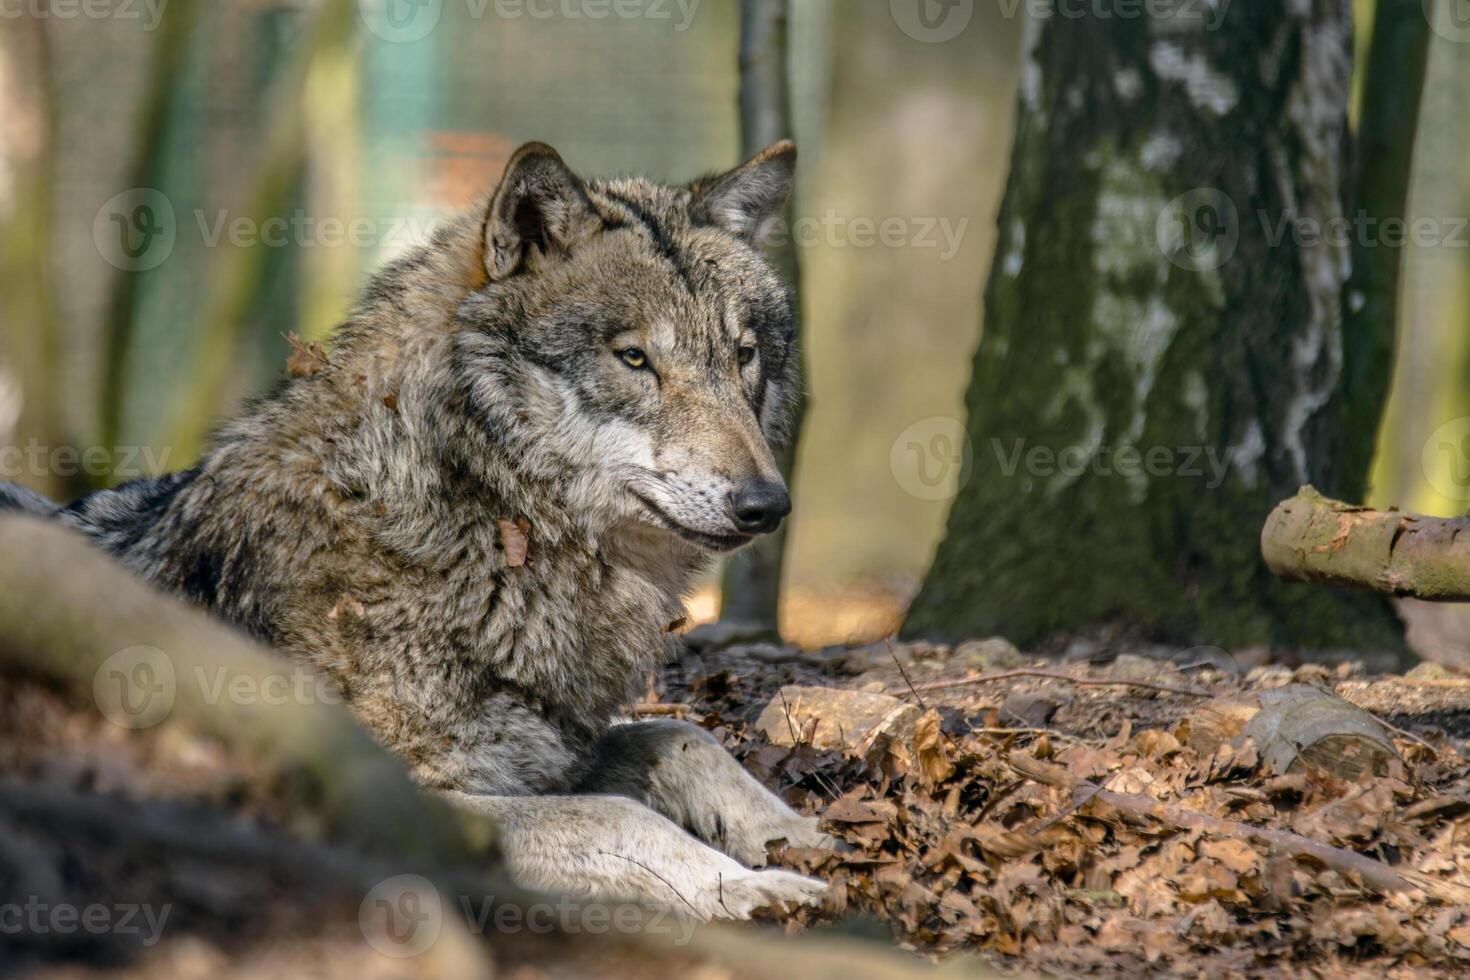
{"left": 2, "top": 140, "right": 827, "bottom": 919}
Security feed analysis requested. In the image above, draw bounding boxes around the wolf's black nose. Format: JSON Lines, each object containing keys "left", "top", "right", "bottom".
{"left": 730, "top": 480, "right": 791, "bottom": 535}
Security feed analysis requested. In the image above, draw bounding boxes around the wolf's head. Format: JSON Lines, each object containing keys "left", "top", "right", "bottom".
{"left": 449, "top": 141, "right": 800, "bottom": 554}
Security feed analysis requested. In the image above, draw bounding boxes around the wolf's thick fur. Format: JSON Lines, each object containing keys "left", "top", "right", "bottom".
{"left": 5, "top": 142, "right": 827, "bottom": 918}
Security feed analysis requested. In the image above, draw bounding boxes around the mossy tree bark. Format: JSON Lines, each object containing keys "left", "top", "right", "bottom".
{"left": 904, "top": 5, "right": 1407, "bottom": 658}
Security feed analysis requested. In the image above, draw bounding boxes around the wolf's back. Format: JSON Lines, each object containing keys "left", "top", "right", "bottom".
{"left": 0, "top": 482, "right": 61, "bottom": 517}
{"left": 0, "top": 469, "right": 198, "bottom": 554}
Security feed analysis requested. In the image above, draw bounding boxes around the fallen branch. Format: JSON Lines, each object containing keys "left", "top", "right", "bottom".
{"left": 1007, "top": 753, "right": 1470, "bottom": 905}
{"left": 1262, "top": 485, "right": 1470, "bottom": 600}
{"left": 0, "top": 516, "right": 476, "bottom": 864}
{"left": 896, "top": 668, "right": 1214, "bottom": 699}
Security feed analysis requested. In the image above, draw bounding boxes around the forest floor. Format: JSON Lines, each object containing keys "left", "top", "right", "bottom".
{"left": 656, "top": 632, "right": 1470, "bottom": 978}
{"left": 7, "top": 625, "right": 1470, "bottom": 978}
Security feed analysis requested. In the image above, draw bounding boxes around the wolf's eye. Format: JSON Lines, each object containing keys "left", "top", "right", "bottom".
{"left": 617, "top": 347, "right": 648, "bottom": 370}
{"left": 737, "top": 345, "right": 757, "bottom": 367}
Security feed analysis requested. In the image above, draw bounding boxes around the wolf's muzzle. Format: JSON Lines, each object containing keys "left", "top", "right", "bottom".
{"left": 729, "top": 480, "right": 791, "bottom": 535}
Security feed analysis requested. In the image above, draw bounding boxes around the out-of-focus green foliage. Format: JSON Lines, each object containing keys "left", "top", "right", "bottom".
{"left": 1, "top": 1, "right": 1466, "bottom": 602}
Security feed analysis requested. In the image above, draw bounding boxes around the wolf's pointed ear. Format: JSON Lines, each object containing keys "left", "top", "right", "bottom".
{"left": 689, "top": 140, "right": 796, "bottom": 247}
{"left": 484, "top": 142, "right": 600, "bottom": 280}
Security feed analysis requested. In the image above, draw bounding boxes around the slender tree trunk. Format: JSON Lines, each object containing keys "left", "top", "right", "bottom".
{"left": 0, "top": 17, "right": 75, "bottom": 501}
{"left": 96, "top": 0, "right": 198, "bottom": 470}
{"left": 904, "top": 4, "right": 1407, "bottom": 660}
{"left": 162, "top": 0, "right": 355, "bottom": 463}
{"left": 1330, "top": 0, "right": 1431, "bottom": 501}
{"left": 719, "top": 0, "right": 806, "bottom": 634}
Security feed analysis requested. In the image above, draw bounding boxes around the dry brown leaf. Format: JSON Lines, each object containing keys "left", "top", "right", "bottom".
{"left": 1200, "top": 837, "right": 1262, "bottom": 876}
{"left": 824, "top": 795, "right": 896, "bottom": 824}
{"left": 496, "top": 518, "right": 531, "bottom": 567}
{"left": 1134, "top": 729, "right": 1182, "bottom": 759}
{"left": 326, "top": 594, "right": 364, "bottom": 621}
{"left": 913, "top": 709, "right": 954, "bottom": 786}
{"left": 285, "top": 332, "right": 329, "bottom": 377}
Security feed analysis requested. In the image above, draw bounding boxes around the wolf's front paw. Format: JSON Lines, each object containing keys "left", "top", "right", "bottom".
{"left": 696, "top": 867, "right": 827, "bottom": 921}
{"left": 727, "top": 811, "right": 838, "bottom": 867}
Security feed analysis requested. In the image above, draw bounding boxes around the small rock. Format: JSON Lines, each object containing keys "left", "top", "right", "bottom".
{"left": 950, "top": 637, "right": 1024, "bottom": 673}
{"left": 742, "top": 643, "right": 803, "bottom": 664}
{"left": 1062, "top": 639, "right": 1103, "bottom": 663}
{"left": 1111, "top": 653, "right": 1169, "bottom": 678}
{"left": 754, "top": 685, "right": 921, "bottom": 751}
{"left": 833, "top": 644, "right": 885, "bottom": 675}
{"left": 835, "top": 641, "right": 938, "bottom": 675}
{"left": 680, "top": 620, "right": 778, "bottom": 654}
{"left": 1231, "top": 646, "right": 1273, "bottom": 671}
{"left": 905, "top": 642, "right": 950, "bottom": 663}
{"left": 1166, "top": 645, "right": 1241, "bottom": 677}
{"left": 1000, "top": 691, "right": 1062, "bottom": 728}
{"left": 1106, "top": 654, "right": 1170, "bottom": 699}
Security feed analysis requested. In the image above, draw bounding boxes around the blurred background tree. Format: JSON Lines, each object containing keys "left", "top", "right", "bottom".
{"left": 717, "top": 0, "right": 805, "bottom": 636}
{"left": 1, "top": 0, "right": 1468, "bottom": 658}
{"left": 903, "top": 2, "right": 1428, "bottom": 661}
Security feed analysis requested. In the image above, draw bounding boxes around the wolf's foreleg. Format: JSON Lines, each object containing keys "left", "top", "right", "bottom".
{"left": 439, "top": 791, "right": 825, "bottom": 921}
{"left": 576, "top": 719, "right": 830, "bottom": 868}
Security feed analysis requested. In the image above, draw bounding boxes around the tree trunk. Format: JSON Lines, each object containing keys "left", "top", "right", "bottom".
{"left": 0, "top": 17, "right": 74, "bottom": 500}
{"left": 719, "top": 0, "right": 806, "bottom": 634}
{"left": 1331, "top": 0, "right": 1431, "bottom": 502}
{"left": 96, "top": 0, "right": 198, "bottom": 468}
{"left": 904, "top": 5, "right": 1407, "bottom": 659}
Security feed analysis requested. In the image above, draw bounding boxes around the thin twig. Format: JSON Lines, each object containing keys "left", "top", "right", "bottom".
{"left": 1006, "top": 753, "right": 1470, "bottom": 905}
{"left": 597, "top": 850, "right": 700, "bottom": 917}
{"left": 885, "top": 638, "right": 929, "bottom": 712}
{"left": 886, "top": 639, "right": 963, "bottom": 753}
{"left": 1356, "top": 706, "right": 1440, "bottom": 758}
{"left": 718, "top": 872, "right": 733, "bottom": 919}
{"left": 777, "top": 686, "right": 802, "bottom": 746}
{"left": 812, "top": 771, "right": 843, "bottom": 801}
{"left": 896, "top": 668, "right": 1215, "bottom": 700}
{"left": 970, "top": 726, "right": 1091, "bottom": 743}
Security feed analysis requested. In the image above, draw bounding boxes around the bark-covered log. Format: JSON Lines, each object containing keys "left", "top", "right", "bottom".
{"left": 0, "top": 516, "right": 477, "bottom": 864}
{"left": 1185, "top": 684, "right": 1399, "bottom": 781}
{"left": 1262, "top": 485, "right": 1470, "bottom": 600}
{"left": 904, "top": 4, "right": 1406, "bottom": 658}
